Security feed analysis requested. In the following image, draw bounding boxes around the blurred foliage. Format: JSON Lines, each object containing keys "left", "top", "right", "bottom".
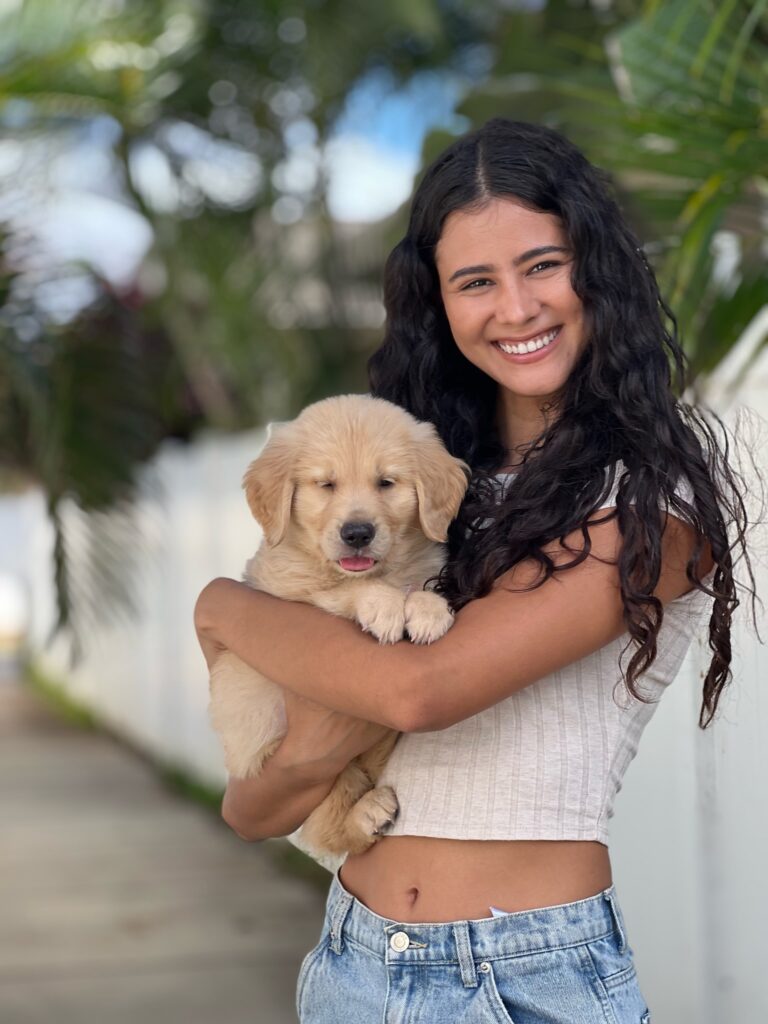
{"left": 0, "top": 0, "right": 493, "bottom": 643}
{"left": 0, "top": 0, "right": 766, "bottom": 647}
{"left": 24, "top": 657, "right": 98, "bottom": 729}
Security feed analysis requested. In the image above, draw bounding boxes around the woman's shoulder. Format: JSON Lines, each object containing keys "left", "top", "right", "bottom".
{"left": 492, "top": 458, "right": 694, "bottom": 508}
{"left": 596, "top": 458, "right": 695, "bottom": 513}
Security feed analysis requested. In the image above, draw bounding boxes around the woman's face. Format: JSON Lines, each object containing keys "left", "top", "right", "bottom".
{"left": 434, "top": 198, "right": 589, "bottom": 406}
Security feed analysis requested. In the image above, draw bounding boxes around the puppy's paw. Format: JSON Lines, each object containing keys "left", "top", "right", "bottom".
{"left": 345, "top": 786, "right": 400, "bottom": 853}
{"left": 356, "top": 591, "right": 407, "bottom": 644}
{"left": 404, "top": 590, "right": 454, "bottom": 644}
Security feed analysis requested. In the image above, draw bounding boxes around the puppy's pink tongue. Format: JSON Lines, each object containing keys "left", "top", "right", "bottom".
{"left": 339, "top": 556, "right": 375, "bottom": 571}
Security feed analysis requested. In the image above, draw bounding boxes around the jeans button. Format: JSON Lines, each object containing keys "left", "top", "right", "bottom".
{"left": 390, "top": 931, "right": 410, "bottom": 952}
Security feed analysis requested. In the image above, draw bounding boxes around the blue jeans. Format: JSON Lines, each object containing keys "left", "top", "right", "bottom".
{"left": 296, "top": 869, "right": 652, "bottom": 1023}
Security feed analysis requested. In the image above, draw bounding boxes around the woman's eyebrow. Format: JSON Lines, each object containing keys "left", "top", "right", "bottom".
{"left": 446, "top": 245, "right": 571, "bottom": 283}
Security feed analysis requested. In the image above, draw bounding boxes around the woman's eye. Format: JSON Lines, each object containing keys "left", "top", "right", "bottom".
{"left": 461, "top": 278, "right": 491, "bottom": 290}
{"left": 529, "top": 260, "right": 560, "bottom": 273}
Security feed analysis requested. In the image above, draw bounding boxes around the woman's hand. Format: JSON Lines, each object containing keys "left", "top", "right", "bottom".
{"left": 221, "top": 688, "right": 391, "bottom": 843}
{"left": 273, "top": 687, "right": 395, "bottom": 781}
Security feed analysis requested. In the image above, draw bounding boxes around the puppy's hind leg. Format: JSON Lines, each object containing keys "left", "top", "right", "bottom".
{"left": 299, "top": 764, "right": 399, "bottom": 857}
{"left": 299, "top": 761, "right": 374, "bottom": 856}
{"left": 342, "top": 785, "right": 400, "bottom": 854}
{"left": 333, "top": 731, "right": 401, "bottom": 855}
{"left": 355, "top": 730, "right": 399, "bottom": 782}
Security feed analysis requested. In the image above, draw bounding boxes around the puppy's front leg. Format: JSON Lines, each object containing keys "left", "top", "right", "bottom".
{"left": 351, "top": 581, "right": 409, "bottom": 644}
{"left": 314, "top": 582, "right": 407, "bottom": 645}
{"left": 404, "top": 589, "right": 455, "bottom": 644}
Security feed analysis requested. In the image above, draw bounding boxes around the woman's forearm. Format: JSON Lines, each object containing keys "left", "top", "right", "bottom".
{"left": 194, "top": 577, "right": 430, "bottom": 732}
{"left": 221, "top": 744, "right": 342, "bottom": 842}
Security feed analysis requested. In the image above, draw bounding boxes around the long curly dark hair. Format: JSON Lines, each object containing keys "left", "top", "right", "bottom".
{"left": 368, "top": 117, "right": 757, "bottom": 729}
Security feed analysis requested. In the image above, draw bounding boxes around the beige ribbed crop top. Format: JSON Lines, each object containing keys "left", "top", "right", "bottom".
{"left": 377, "top": 463, "right": 713, "bottom": 845}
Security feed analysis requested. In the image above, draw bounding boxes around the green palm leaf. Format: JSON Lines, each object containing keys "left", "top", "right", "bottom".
{"left": 459, "top": 0, "right": 767, "bottom": 393}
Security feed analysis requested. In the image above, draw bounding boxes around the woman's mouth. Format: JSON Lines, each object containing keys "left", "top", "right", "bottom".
{"left": 492, "top": 326, "right": 562, "bottom": 363}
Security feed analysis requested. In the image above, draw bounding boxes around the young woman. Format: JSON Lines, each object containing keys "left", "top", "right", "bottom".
{"left": 195, "top": 119, "right": 751, "bottom": 1023}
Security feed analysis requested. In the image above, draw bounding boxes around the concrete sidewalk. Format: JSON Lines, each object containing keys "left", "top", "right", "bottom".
{"left": 0, "top": 679, "right": 327, "bottom": 1024}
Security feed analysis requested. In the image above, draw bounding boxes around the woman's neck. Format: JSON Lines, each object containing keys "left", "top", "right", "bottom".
{"left": 496, "top": 388, "right": 558, "bottom": 468}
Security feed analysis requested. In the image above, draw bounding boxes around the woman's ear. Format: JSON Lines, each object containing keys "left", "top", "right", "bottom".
{"left": 242, "top": 423, "right": 296, "bottom": 546}
{"left": 412, "top": 423, "right": 470, "bottom": 542}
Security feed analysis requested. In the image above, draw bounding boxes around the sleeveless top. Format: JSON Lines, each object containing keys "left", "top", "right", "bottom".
{"left": 377, "top": 463, "right": 714, "bottom": 845}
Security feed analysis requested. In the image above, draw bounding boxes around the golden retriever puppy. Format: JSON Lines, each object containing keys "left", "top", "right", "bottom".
{"left": 208, "top": 394, "right": 469, "bottom": 858}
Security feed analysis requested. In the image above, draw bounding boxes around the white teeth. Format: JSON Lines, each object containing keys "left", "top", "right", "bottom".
{"left": 496, "top": 328, "right": 559, "bottom": 356}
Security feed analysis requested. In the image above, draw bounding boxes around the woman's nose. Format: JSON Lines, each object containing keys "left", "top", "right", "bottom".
{"left": 494, "top": 277, "right": 541, "bottom": 325}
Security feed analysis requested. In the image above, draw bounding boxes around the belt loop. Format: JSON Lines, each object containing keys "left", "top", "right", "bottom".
{"left": 452, "top": 922, "right": 478, "bottom": 988}
{"left": 329, "top": 889, "right": 354, "bottom": 955}
{"left": 603, "top": 889, "right": 627, "bottom": 953}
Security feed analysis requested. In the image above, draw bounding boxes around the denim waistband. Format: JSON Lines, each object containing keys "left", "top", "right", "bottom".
{"left": 325, "top": 869, "right": 627, "bottom": 976}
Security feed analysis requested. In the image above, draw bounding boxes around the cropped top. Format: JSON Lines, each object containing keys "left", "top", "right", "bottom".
{"left": 377, "top": 463, "right": 714, "bottom": 845}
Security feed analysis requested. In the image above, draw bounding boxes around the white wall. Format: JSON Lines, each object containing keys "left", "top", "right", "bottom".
{"left": 610, "top": 339, "right": 768, "bottom": 1022}
{"left": 2, "top": 373, "right": 767, "bottom": 1023}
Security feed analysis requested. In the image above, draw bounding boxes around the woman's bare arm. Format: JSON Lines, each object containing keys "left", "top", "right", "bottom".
{"left": 195, "top": 513, "right": 710, "bottom": 734}
{"left": 219, "top": 685, "right": 396, "bottom": 841}
{"left": 220, "top": 746, "right": 340, "bottom": 842}
{"left": 198, "top": 622, "right": 398, "bottom": 841}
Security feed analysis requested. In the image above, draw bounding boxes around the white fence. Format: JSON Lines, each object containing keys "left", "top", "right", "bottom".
{"left": 3, "top": 378, "right": 767, "bottom": 1022}
{"left": 3, "top": 428, "right": 268, "bottom": 786}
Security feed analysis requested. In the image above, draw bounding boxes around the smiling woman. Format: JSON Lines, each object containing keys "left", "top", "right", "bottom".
{"left": 196, "top": 117, "right": 753, "bottom": 1024}
{"left": 434, "top": 199, "right": 588, "bottom": 459}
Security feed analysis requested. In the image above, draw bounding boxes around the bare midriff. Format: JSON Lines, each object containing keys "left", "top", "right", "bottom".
{"left": 338, "top": 836, "right": 612, "bottom": 923}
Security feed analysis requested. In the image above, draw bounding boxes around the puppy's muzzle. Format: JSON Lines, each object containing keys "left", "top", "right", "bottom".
{"left": 340, "top": 520, "right": 376, "bottom": 549}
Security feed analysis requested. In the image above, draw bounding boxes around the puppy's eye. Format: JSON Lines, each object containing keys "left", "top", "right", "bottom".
{"left": 378, "top": 478, "right": 396, "bottom": 488}
{"left": 316, "top": 481, "right": 335, "bottom": 489}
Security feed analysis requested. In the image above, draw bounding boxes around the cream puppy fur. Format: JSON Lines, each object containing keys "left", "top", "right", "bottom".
{"left": 208, "top": 394, "right": 470, "bottom": 858}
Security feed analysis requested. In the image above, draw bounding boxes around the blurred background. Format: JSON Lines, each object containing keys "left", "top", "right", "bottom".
{"left": 0, "top": 0, "right": 766, "bottom": 1021}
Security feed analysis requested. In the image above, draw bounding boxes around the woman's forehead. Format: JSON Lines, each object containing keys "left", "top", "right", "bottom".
{"left": 435, "top": 200, "right": 568, "bottom": 268}
{"left": 438, "top": 197, "right": 562, "bottom": 240}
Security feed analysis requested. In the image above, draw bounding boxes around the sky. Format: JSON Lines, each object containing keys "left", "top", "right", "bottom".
{"left": 325, "top": 68, "right": 467, "bottom": 221}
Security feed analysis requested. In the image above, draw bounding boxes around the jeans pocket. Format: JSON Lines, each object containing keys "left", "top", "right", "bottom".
{"left": 584, "top": 933, "right": 637, "bottom": 991}
{"left": 582, "top": 935, "right": 651, "bottom": 1024}
{"left": 478, "top": 961, "right": 517, "bottom": 1024}
{"left": 296, "top": 931, "right": 329, "bottom": 1021}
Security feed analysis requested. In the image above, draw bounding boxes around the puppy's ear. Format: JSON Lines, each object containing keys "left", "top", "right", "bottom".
{"left": 242, "top": 423, "right": 295, "bottom": 546}
{"left": 412, "top": 423, "right": 471, "bottom": 542}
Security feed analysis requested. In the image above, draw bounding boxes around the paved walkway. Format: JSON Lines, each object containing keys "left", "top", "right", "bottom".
{"left": 0, "top": 679, "right": 327, "bottom": 1024}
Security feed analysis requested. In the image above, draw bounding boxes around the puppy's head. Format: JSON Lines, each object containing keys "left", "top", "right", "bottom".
{"left": 243, "top": 395, "right": 469, "bottom": 574}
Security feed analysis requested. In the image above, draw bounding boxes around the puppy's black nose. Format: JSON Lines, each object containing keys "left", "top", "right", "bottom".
{"left": 340, "top": 521, "right": 375, "bottom": 548}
